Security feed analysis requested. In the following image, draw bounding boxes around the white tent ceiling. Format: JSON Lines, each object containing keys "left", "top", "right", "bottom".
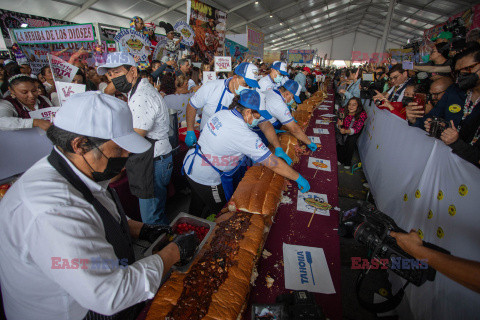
{"left": 0, "top": 0, "right": 477, "bottom": 51}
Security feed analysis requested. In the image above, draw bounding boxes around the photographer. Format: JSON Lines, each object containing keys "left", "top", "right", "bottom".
{"left": 374, "top": 66, "right": 389, "bottom": 93}
{"left": 390, "top": 230, "right": 480, "bottom": 293}
{"left": 426, "top": 45, "right": 480, "bottom": 168}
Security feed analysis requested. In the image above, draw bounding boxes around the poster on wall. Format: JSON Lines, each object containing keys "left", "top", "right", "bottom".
{"left": 246, "top": 25, "right": 264, "bottom": 59}
{"left": 13, "top": 24, "right": 95, "bottom": 45}
{"left": 187, "top": 0, "right": 227, "bottom": 63}
{"left": 174, "top": 21, "right": 195, "bottom": 47}
{"left": 287, "top": 49, "right": 315, "bottom": 64}
{"left": 224, "top": 38, "right": 248, "bottom": 65}
{"left": 114, "top": 28, "right": 152, "bottom": 63}
{"left": 0, "top": 9, "right": 68, "bottom": 46}
{"left": 263, "top": 50, "right": 281, "bottom": 64}
{"left": 280, "top": 50, "right": 288, "bottom": 62}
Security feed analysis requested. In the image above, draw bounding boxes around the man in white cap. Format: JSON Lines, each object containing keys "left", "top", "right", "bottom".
{"left": 183, "top": 62, "right": 292, "bottom": 165}
{"left": 257, "top": 61, "right": 289, "bottom": 93}
{"left": 0, "top": 92, "right": 197, "bottom": 320}
{"left": 97, "top": 52, "right": 172, "bottom": 225}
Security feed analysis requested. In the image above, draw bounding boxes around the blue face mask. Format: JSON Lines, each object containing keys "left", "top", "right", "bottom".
{"left": 274, "top": 74, "right": 283, "bottom": 83}
{"left": 287, "top": 98, "right": 294, "bottom": 106}
{"left": 235, "top": 78, "right": 248, "bottom": 95}
{"left": 247, "top": 115, "right": 260, "bottom": 128}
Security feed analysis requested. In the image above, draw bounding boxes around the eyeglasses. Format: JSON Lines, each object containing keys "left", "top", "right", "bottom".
{"left": 454, "top": 62, "right": 480, "bottom": 77}
{"left": 389, "top": 74, "right": 401, "bottom": 82}
{"left": 430, "top": 89, "right": 446, "bottom": 98}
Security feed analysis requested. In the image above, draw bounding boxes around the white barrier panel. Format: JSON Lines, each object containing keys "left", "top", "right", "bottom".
{"left": 0, "top": 128, "right": 52, "bottom": 181}
{"left": 358, "top": 105, "right": 480, "bottom": 320}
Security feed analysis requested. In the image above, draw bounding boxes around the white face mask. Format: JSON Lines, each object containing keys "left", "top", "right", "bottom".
{"left": 235, "top": 78, "right": 248, "bottom": 95}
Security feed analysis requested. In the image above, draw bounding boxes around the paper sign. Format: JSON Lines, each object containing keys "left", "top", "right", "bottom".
{"left": 55, "top": 82, "right": 86, "bottom": 106}
{"left": 28, "top": 107, "right": 60, "bottom": 121}
{"left": 308, "top": 136, "right": 321, "bottom": 144}
{"left": 114, "top": 29, "right": 151, "bottom": 62}
{"left": 402, "top": 61, "right": 414, "bottom": 70}
{"left": 297, "top": 191, "right": 330, "bottom": 216}
{"left": 203, "top": 71, "right": 216, "bottom": 84}
{"left": 174, "top": 21, "right": 195, "bottom": 47}
{"left": 313, "top": 128, "right": 329, "bottom": 134}
{"left": 325, "top": 100, "right": 333, "bottom": 103}
{"left": 320, "top": 113, "right": 336, "bottom": 118}
{"left": 308, "top": 157, "right": 331, "bottom": 172}
{"left": 316, "top": 120, "right": 330, "bottom": 125}
{"left": 214, "top": 56, "right": 232, "bottom": 72}
{"left": 318, "top": 106, "right": 329, "bottom": 111}
{"left": 13, "top": 24, "right": 95, "bottom": 45}
{"left": 48, "top": 54, "right": 79, "bottom": 83}
{"left": 283, "top": 243, "right": 335, "bottom": 294}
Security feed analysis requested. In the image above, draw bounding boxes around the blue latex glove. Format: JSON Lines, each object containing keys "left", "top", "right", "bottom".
{"left": 275, "top": 147, "right": 293, "bottom": 165}
{"left": 275, "top": 129, "right": 286, "bottom": 134}
{"left": 185, "top": 130, "right": 197, "bottom": 147}
{"left": 296, "top": 175, "right": 310, "bottom": 193}
{"left": 294, "top": 118, "right": 298, "bottom": 123}
{"left": 307, "top": 141, "right": 317, "bottom": 152}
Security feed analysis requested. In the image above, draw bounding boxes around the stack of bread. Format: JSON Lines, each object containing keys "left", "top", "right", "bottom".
{"left": 144, "top": 86, "right": 328, "bottom": 320}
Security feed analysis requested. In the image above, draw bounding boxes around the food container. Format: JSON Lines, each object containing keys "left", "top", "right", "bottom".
{"left": 143, "top": 212, "right": 216, "bottom": 272}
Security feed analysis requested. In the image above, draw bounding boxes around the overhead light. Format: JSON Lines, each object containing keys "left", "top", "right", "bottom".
{"left": 270, "top": 15, "right": 273, "bottom": 18}
{"left": 255, "top": 1, "right": 259, "bottom": 4}
{"left": 280, "top": 22, "right": 283, "bottom": 25}
{"left": 20, "top": 23, "right": 28, "bottom": 28}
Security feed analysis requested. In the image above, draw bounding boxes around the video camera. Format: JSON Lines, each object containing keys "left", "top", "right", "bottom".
{"left": 444, "top": 17, "right": 467, "bottom": 40}
{"left": 427, "top": 116, "right": 450, "bottom": 139}
{"left": 339, "top": 202, "right": 449, "bottom": 286}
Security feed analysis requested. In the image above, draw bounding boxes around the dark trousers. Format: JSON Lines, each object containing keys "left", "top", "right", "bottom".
{"left": 299, "top": 92, "right": 307, "bottom": 103}
{"left": 186, "top": 176, "right": 227, "bottom": 218}
{"left": 336, "top": 134, "right": 360, "bottom": 166}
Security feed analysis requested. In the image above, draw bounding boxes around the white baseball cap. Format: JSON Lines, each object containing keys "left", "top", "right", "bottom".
{"left": 271, "top": 61, "right": 288, "bottom": 76}
{"left": 54, "top": 92, "right": 151, "bottom": 154}
{"left": 234, "top": 62, "right": 260, "bottom": 88}
{"left": 97, "top": 52, "right": 137, "bottom": 76}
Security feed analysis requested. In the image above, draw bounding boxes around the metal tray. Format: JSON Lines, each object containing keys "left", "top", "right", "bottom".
{"left": 143, "top": 212, "right": 216, "bottom": 272}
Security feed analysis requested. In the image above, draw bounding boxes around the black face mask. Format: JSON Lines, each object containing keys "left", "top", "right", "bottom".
{"left": 402, "top": 96, "right": 414, "bottom": 107}
{"left": 112, "top": 75, "right": 133, "bottom": 93}
{"left": 83, "top": 147, "right": 128, "bottom": 182}
{"left": 457, "top": 72, "right": 479, "bottom": 91}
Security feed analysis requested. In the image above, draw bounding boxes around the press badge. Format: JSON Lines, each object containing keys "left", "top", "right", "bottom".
{"left": 448, "top": 104, "right": 461, "bottom": 113}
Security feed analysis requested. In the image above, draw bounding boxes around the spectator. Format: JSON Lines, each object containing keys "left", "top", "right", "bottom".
{"left": 336, "top": 97, "right": 367, "bottom": 168}
{"left": 176, "top": 59, "right": 191, "bottom": 77}
{"left": 139, "top": 69, "right": 154, "bottom": 86}
{"left": 375, "top": 64, "right": 413, "bottom": 103}
{"left": 189, "top": 66, "right": 202, "bottom": 90}
{"left": 175, "top": 75, "right": 190, "bottom": 94}
{"left": 374, "top": 66, "right": 389, "bottom": 93}
{"left": 338, "top": 68, "right": 361, "bottom": 106}
{"left": 159, "top": 73, "right": 176, "bottom": 96}
{"left": 34, "top": 79, "right": 47, "bottom": 97}
{"left": 294, "top": 67, "right": 310, "bottom": 102}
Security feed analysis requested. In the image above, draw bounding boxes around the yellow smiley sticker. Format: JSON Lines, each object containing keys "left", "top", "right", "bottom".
{"left": 437, "top": 190, "right": 444, "bottom": 200}
{"left": 417, "top": 229, "right": 424, "bottom": 240}
{"left": 448, "top": 205, "right": 456, "bottom": 216}
{"left": 376, "top": 144, "right": 379, "bottom": 149}
{"left": 427, "top": 210, "right": 433, "bottom": 219}
{"left": 403, "top": 194, "right": 408, "bottom": 201}
{"left": 436, "top": 227, "right": 444, "bottom": 239}
{"left": 415, "top": 190, "right": 421, "bottom": 198}
{"left": 448, "top": 104, "right": 461, "bottom": 113}
{"left": 459, "top": 184, "right": 468, "bottom": 196}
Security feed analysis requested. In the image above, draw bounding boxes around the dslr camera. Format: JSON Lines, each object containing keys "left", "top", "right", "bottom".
{"left": 427, "top": 116, "right": 449, "bottom": 139}
{"left": 339, "top": 203, "right": 449, "bottom": 286}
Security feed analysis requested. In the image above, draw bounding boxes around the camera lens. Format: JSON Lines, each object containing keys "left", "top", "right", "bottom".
{"left": 354, "top": 222, "right": 381, "bottom": 249}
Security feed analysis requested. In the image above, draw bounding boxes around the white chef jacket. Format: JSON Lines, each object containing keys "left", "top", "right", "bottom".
{"left": 128, "top": 78, "right": 172, "bottom": 157}
{"left": 0, "top": 147, "right": 164, "bottom": 320}
{"left": 183, "top": 109, "right": 272, "bottom": 186}
{"left": 264, "top": 89, "right": 294, "bottom": 126}
{"left": 258, "top": 74, "right": 281, "bottom": 93}
{"left": 0, "top": 95, "right": 52, "bottom": 130}
{"left": 189, "top": 78, "right": 235, "bottom": 130}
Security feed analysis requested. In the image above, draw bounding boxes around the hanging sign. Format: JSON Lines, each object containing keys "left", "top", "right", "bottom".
{"left": 13, "top": 24, "right": 95, "bottom": 45}
{"left": 214, "top": 56, "right": 231, "bottom": 72}
{"left": 174, "top": 21, "right": 195, "bottom": 46}
{"left": 114, "top": 29, "right": 151, "bottom": 62}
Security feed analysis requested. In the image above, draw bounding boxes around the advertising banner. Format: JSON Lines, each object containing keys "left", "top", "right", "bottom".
{"left": 13, "top": 24, "right": 95, "bottom": 45}
{"left": 187, "top": 0, "right": 227, "bottom": 63}
{"left": 287, "top": 49, "right": 315, "bottom": 64}
{"left": 263, "top": 50, "right": 281, "bottom": 64}
{"left": 225, "top": 38, "right": 248, "bottom": 65}
{"left": 246, "top": 25, "right": 264, "bottom": 59}
{"left": 114, "top": 28, "right": 151, "bottom": 62}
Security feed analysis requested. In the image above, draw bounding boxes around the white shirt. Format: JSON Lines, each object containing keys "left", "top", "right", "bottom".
{"left": 187, "top": 79, "right": 196, "bottom": 91}
{"left": 0, "top": 95, "right": 52, "bottom": 130}
{"left": 258, "top": 74, "right": 281, "bottom": 93}
{"left": 189, "top": 78, "right": 235, "bottom": 130}
{"left": 0, "top": 148, "right": 164, "bottom": 320}
{"left": 264, "top": 89, "right": 294, "bottom": 126}
{"left": 183, "top": 109, "right": 272, "bottom": 186}
{"left": 128, "top": 78, "right": 172, "bottom": 157}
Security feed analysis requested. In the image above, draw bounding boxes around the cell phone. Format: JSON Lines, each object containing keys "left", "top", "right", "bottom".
{"left": 414, "top": 93, "right": 426, "bottom": 111}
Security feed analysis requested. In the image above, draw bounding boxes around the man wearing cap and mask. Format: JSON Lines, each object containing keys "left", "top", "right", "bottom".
{"left": 98, "top": 52, "right": 172, "bottom": 225}
{"left": 257, "top": 61, "right": 288, "bottom": 93}
{"left": 183, "top": 89, "right": 311, "bottom": 218}
{"left": 261, "top": 80, "right": 318, "bottom": 165}
{"left": 0, "top": 92, "right": 198, "bottom": 320}
{"left": 184, "top": 63, "right": 290, "bottom": 165}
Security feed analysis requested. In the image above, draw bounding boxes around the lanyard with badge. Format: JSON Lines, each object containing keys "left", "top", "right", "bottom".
{"left": 388, "top": 79, "right": 409, "bottom": 101}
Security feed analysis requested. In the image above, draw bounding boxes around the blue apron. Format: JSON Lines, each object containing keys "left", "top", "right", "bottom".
{"left": 183, "top": 144, "right": 249, "bottom": 201}
{"left": 214, "top": 79, "right": 231, "bottom": 113}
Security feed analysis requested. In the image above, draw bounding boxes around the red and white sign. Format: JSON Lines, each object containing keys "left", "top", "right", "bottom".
{"left": 55, "top": 82, "right": 86, "bottom": 106}
{"left": 48, "top": 54, "right": 78, "bottom": 83}
{"left": 214, "top": 56, "right": 232, "bottom": 72}
{"left": 28, "top": 107, "right": 60, "bottom": 121}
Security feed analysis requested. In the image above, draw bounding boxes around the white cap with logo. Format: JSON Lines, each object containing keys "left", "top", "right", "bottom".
{"left": 97, "top": 52, "right": 137, "bottom": 76}
{"left": 54, "top": 91, "right": 151, "bottom": 154}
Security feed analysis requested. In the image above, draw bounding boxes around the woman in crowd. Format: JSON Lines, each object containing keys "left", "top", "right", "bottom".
{"left": 159, "top": 73, "right": 176, "bottom": 97}
{"left": 189, "top": 66, "right": 202, "bottom": 91}
{"left": 336, "top": 97, "right": 367, "bottom": 168}
{"left": 338, "top": 68, "right": 362, "bottom": 106}
{"left": 1, "top": 62, "right": 21, "bottom": 96}
{"left": 34, "top": 79, "right": 47, "bottom": 97}
{"left": 0, "top": 75, "right": 52, "bottom": 131}
{"left": 175, "top": 75, "right": 190, "bottom": 94}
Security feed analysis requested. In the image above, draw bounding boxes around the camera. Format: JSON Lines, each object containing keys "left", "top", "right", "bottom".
{"left": 428, "top": 116, "right": 449, "bottom": 139}
{"left": 444, "top": 17, "right": 467, "bottom": 40}
{"left": 276, "top": 290, "right": 325, "bottom": 320}
{"left": 339, "top": 203, "right": 449, "bottom": 286}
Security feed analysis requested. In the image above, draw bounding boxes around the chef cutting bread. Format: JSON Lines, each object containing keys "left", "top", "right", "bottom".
{"left": 183, "top": 89, "right": 310, "bottom": 218}
{"left": 184, "top": 62, "right": 293, "bottom": 165}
